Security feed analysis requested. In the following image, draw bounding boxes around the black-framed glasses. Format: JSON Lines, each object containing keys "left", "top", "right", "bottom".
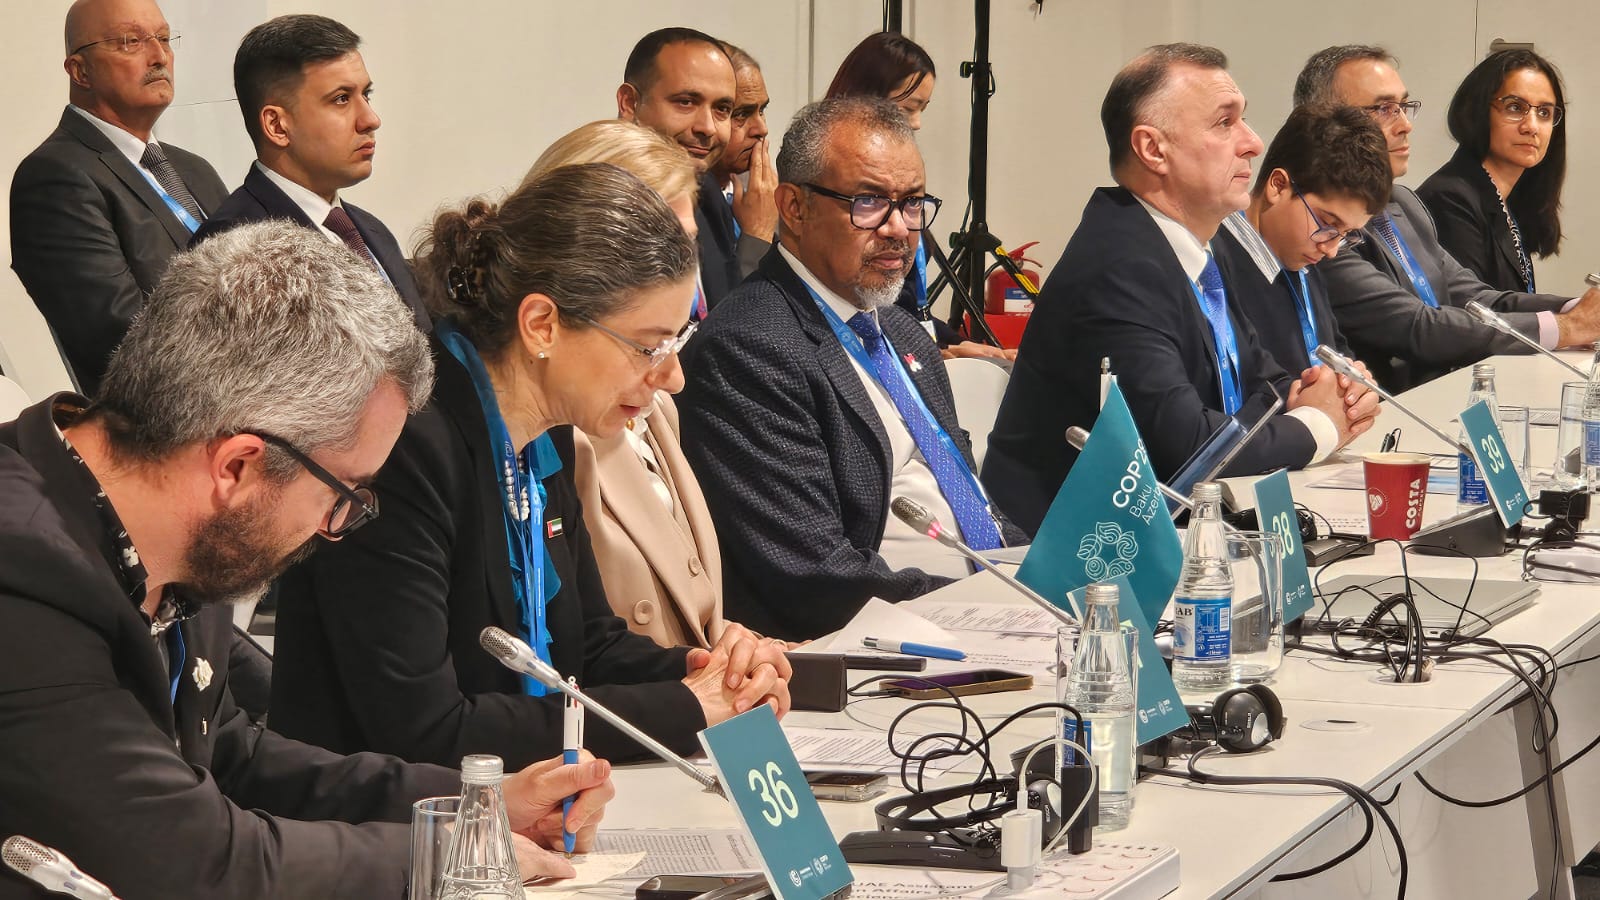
{"left": 71, "top": 32, "right": 180, "bottom": 55}
{"left": 1494, "top": 95, "right": 1563, "bottom": 127}
{"left": 251, "top": 432, "right": 378, "bottom": 539}
{"left": 1291, "top": 180, "right": 1366, "bottom": 251}
{"left": 579, "top": 317, "right": 698, "bottom": 369}
{"left": 1359, "top": 99, "right": 1422, "bottom": 124}
{"left": 802, "top": 183, "right": 941, "bottom": 231}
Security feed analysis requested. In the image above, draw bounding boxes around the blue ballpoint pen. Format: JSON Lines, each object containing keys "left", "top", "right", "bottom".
{"left": 862, "top": 636, "right": 966, "bottom": 661}
{"left": 562, "top": 677, "right": 584, "bottom": 854}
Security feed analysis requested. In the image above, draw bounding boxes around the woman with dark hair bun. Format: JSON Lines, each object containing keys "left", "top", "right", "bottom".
{"left": 1419, "top": 49, "right": 1568, "bottom": 293}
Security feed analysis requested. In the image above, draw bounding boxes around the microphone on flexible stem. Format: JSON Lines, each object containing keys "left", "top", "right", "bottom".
{"left": 1314, "top": 345, "right": 1472, "bottom": 455}
{"left": 478, "top": 627, "right": 724, "bottom": 796}
{"left": 2, "top": 836, "right": 119, "bottom": 900}
{"left": 1063, "top": 427, "right": 1196, "bottom": 510}
{"left": 890, "top": 497, "right": 1077, "bottom": 627}
{"left": 1464, "top": 301, "right": 1588, "bottom": 379}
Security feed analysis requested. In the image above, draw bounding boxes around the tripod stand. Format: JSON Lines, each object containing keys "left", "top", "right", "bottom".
{"left": 922, "top": 0, "right": 1041, "bottom": 345}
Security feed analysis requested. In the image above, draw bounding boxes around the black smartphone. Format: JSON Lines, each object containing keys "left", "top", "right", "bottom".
{"left": 635, "top": 875, "right": 759, "bottom": 900}
{"left": 805, "top": 769, "right": 889, "bottom": 801}
{"left": 882, "top": 669, "right": 1032, "bottom": 700}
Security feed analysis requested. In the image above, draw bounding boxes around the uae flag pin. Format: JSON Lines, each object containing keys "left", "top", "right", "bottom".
{"left": 546, "top": 517, "right": 564, "bottom": 538}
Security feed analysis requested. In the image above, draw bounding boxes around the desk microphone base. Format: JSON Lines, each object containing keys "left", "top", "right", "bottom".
{"left": 1408, "top": 506, "right": 1513, "bottom": 558}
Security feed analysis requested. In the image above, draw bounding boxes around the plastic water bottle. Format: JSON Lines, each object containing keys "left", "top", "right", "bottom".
{"left": 1456, "top": 364, "right": 1498, "bottom": 514}
{"left": 1171, "top": 482, "right": 1232, "bottom": 701}
{"left": 1060, "top": 582, "right": 1136, "bottom": 830}
{"left": 439, "top": 755, "right": 523, "bottom": 900}
{"left": 1583, "top": 349, "right": 1600, "bottom": 490}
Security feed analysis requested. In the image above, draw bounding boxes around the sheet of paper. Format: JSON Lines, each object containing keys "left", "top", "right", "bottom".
{"left": 781, "top": 726, "right": 962, "bottom": 774}
{"left": 1308, "top": 462, "right": 1458, "bottom": 495}
{"left": 845, "top": 866, "right": 1004, "bottom": 900}
{"left": 981, "top": 545, "right": 1029, "bottom": 565}
{"left": 592, "top": 829, "right": 761, "bottom": 878}
{"left": 523, "top": 852, "right": 649, "bottom": 898}
{"left": 906, "top": 601, "right": 1060, "bottom": 635}
{"left": 803, "top": 597, "right": 954, "bottom": 654}
{"left": 923, "top": 631, "right": 1059, "bottom": 685}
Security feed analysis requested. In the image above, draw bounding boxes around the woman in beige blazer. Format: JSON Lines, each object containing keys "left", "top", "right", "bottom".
{"left": 526, "top": 122, "right": 730, "bottom": 649}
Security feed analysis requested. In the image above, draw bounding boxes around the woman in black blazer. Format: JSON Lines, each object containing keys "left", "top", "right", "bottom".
{"left": 268, "top": 164, "right": 791, "bottom": 769}
{"left": 1419, "top": 49, "right": 1568, "bottom": 293}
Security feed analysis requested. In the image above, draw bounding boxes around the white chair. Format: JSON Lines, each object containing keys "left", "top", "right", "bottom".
{"left": 0, "top": 375, "right": 30, "bottom": 422}
{"left": 944, "top": 357, "right": 1010, "bottom": 470}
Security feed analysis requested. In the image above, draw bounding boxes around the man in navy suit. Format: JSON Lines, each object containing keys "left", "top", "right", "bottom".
{"left": 192, "top": 14, "right": 429, "bottom": 330}
{"left": 678, "top": 97, "right": 1026, "bottom": 640}
{"left": 11, "top": 0, "right": 228, "bottom": 395}
{"left": 984, "top": 44, "right": 1381, "bottom": 535}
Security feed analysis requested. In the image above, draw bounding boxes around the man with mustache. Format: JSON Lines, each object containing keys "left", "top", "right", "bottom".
{"left": 984, "top": 44, "right": 1380, "bottom": 535}
{"left": 617, "top": 27, "right": 742, "bottom": 312}
{"left": 10, "top": 0, "right": 228, "bottom": 396}
{"left": 709, "top": 43, "right": 779, "bottom": 281}
{"left": 192, "top": 14, "right": 429, "bottom": 330}
{"left": 678, "top": 97, "right": 1027, "bottom": 640}
{"left": 0, "top": 221, "right": 614, "bottom": 897}
{"left": 1302, "top": 44, "right": 1600, "bottom": 390}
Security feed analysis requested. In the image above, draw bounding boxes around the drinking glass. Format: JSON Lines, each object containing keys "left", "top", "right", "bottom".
{"left": 410, "top": 796, "right": 460, "bottom": 900}
{"left": 1554, "top": 383, "right": 1586, "bottom": 490}
{"left": 1225, "top": 531, "right": 1285, "bottom": 684}
{"left": 1498, "top": 405, "right": 1529, "bottom": 484}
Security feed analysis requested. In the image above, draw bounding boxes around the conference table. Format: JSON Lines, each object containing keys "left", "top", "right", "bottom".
{"left": 601, "top": 350, "right": 1600, "bottom": 900}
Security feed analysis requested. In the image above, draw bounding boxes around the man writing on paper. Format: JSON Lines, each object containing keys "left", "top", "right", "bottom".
{"left": 983, "top": 44, "right": 1380, "bottom": 535}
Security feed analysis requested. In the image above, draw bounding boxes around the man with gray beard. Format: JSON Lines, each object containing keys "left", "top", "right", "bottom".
{"left": 678, "top": 97, "right": 1026, "bottom": 640}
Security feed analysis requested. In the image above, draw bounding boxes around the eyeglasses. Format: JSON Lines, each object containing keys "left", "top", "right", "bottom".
{"left": 71, "top": 32, "right": 179, "bottom": 55}
{"left": 580, "top": 317, "right": 698, "bottom": 369}
{"left": 251, "top": 432, "right": 379, "bottom": 539}
{"left": 1291, "top": 180, "right": 1366, "bottom": 251}
{"left": 802, "top": 183, "right": 941, "bottom": 231}
{"left": 1359, "top": 100, "right": 1422, "bottom": 124}
{"left": 1494, "top": 95, "right": 1563, "bottom": 127}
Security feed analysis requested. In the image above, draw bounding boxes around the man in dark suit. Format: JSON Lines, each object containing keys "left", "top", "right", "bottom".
{"left": 191, "top": 14, "right": 429, "bottom": 330}
{"left": 10, "top": 0, "right": 227, "bottom": 396}
{"left": 709, "top": 42, "right": 778, "bottom": 281}
{"left": 1296, "top": 45, "right": 1600, "bottom": 389}
{"left": 617, "top": 28, "right": 745, "bottom": 312}
{"left": 1215, "top": 105, "right": 1392, "bottom": 373}
{"left": 679, "top": 97, "right": 1026, "bottom": 641}
{"left": 0, "top": 221, "right": 610, "bottom": 899}
{"left": 984, "top": 45, "right": 1380, "bottom": 536}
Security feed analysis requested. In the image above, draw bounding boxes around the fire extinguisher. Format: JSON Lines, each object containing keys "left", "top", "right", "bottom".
{"left": 985, "top": 242, "right": 1043, "bottom": 315}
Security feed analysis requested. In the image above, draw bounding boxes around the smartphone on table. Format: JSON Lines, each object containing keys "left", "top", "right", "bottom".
{"left": 881, "top": 669, "right": 1032, "bottom": 700}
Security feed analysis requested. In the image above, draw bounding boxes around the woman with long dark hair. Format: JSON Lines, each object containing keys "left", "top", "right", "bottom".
{"left": 1419, "top": 49, "right": 1567, "bottom": 293}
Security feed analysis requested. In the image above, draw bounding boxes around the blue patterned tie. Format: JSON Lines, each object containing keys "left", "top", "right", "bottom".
{"left": 1370, "top": 214, "right": 1439, "bottom": 308}
{"left": 847, "top": 312, "right": 1002, "bottom": 550}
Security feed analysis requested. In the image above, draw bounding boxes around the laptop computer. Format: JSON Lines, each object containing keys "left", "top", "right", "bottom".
{"left": 1311, "top": 574, "right": 1539, "bottom": 639}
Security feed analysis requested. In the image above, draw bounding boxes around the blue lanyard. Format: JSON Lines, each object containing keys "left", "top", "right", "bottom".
{"left": 136, "top": 167, "right": 200, "bottom": 233}
{"left": 1188, "top": 278, "right": 1243, "bottom": 416}
{"left": 801, "top": 281, "right": 997, "bottom": 518}
{"left": 1284, "top": 269, "right": 1321, "bottom": 366}
{"left": 912, "top": 240, "right": 929, "bottom": 312}
{"left": 1380, "top": 223, "right": 1439, "bottom": 308}
{"left": 436, "top": 320, "right": 558, "bottom": 696}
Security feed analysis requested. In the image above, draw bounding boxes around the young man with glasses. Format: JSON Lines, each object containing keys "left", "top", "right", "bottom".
{"left": 1298, "top": 44, "right": 1600, "bottom": 390}
{"left": 1213, "top": 105, "right": 1392, "bottom": 374}
{"left": 0, "top": 221, "right": 615, "bottom": 897}
{"left": 11, "top": 0, "right": 228, "bottom": 396}
{"left": 678, "top": 97, "right": 1027, "bottom": 640}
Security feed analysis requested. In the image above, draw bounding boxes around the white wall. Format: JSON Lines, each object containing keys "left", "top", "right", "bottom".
{"left": 4, "top": 0, "right": 1598, "bottom": 397}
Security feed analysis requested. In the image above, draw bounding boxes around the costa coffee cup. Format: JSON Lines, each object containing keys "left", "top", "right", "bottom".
{"left": 1363, "top": 452, "right": 1431, "bottom": 540}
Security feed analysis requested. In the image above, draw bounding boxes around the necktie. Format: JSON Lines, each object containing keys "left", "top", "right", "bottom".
{"left": 323, "top": 206, "right": 379, "bottom": 269}
{"left": 845, "top": 312, "right": 1001, "bottom": 550}
{"left": 1196, "top": 254, "right": 1243, "bottom": 415}
{"left": 1370, "top": 214, "right": 1439, "bottom": 308}
{"left": 140, "top": 143, "right": 204, "bottom": 223}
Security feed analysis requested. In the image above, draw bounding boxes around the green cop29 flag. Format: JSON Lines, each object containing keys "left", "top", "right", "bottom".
{"left": 1017, "top": 382, "right": 1183, "bottom": 628}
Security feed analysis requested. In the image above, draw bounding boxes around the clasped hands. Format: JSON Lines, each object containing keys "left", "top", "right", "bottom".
{"left": 1287, "top": 357, "right": 1382, "bottom": 448}
{"left": 683, "top": 622, "right": 794, "bottom": 725}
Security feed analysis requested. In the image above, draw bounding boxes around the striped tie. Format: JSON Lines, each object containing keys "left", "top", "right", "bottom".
{"left": 139, "top": 143, "right": 204, "bottom": 223}
{"left": 323, "top": 207, "right": 379, "bottom": 270}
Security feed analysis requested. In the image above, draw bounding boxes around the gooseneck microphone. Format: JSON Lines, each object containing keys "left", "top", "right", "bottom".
{"left": 1464, "top": 301, "right": 1588, "bottom": 379}
{"left": 1, "top": 836, "right": 119, "bottom": 900}
{"left": 1314, "top": 345, "right": 1471, "bottom": 455}
{"left": 890, "top": 497, "right": 1076, "bottom": 627}
{"left": 1063, "top": 427, "right": 1195, "bottom": 510}
{"left": 478, "top": 627, "right": 724, "bottom": 796}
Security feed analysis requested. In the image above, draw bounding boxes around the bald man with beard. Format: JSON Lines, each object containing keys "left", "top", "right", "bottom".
{"left": 10, "top": 0, "right": 227, "bottom": 396}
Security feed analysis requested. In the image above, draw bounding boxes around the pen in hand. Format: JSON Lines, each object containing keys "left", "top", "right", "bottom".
{"left": 562, "top": 677, "right": 584, "bottom": 854}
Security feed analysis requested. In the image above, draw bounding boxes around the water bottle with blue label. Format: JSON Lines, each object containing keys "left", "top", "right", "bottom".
{"left": 1583, "top": 349, "right": 1600, "bottom": 489}
{"left": 1457, "top": 364, "right": 1497, "bottom": 514}
{"left": 1171, "top": 482, "right": 1232, "bottom": 701}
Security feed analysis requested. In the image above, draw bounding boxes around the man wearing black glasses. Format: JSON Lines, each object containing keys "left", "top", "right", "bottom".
{"left": 0, "top": 222, "right": 614, "bottom": 897}
{"left": 1301, "top": 44, "right": 1600, "bottom": 389}
{"left": 11, "top": 0, "right": 227, "bottom": 395}
{"left": 678, "top": 97, "right": 1026, "bottom": 640}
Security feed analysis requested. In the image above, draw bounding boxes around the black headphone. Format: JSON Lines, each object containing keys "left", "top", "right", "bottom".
{"left": 872, "top": 777, "right": 1063, "bottom": 847}
{"left": 1177, "top": 683, "right": 1285, "bottom": 753}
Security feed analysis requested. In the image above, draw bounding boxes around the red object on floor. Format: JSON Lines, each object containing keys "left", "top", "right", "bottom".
{"left": 966, "top": 311, "right": 1032, "bottom": 350}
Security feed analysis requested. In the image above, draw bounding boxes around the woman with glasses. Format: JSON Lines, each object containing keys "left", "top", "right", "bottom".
{"left": 1419, "top": 49, "right": 1568, "bottom": 294}
{"left": 825, "top": 32, "right": 1013, "bottom": 361}
{"left": 267, "top": 163, "right": 791, "bottom": 768}
{"left": 521, "top": 121, "right": 752, "bottom": 651}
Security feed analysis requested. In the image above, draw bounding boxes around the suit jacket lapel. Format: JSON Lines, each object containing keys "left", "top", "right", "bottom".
{"left": 59, "top": 109, "right": 191, "bottom": 249}
{"left": 242, "top": 165, "right": 317, "bottom": 229}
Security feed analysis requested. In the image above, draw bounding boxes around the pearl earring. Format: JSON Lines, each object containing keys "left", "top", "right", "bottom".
{"left": 536, "top": 351, "right": 548, "bottom": 360}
